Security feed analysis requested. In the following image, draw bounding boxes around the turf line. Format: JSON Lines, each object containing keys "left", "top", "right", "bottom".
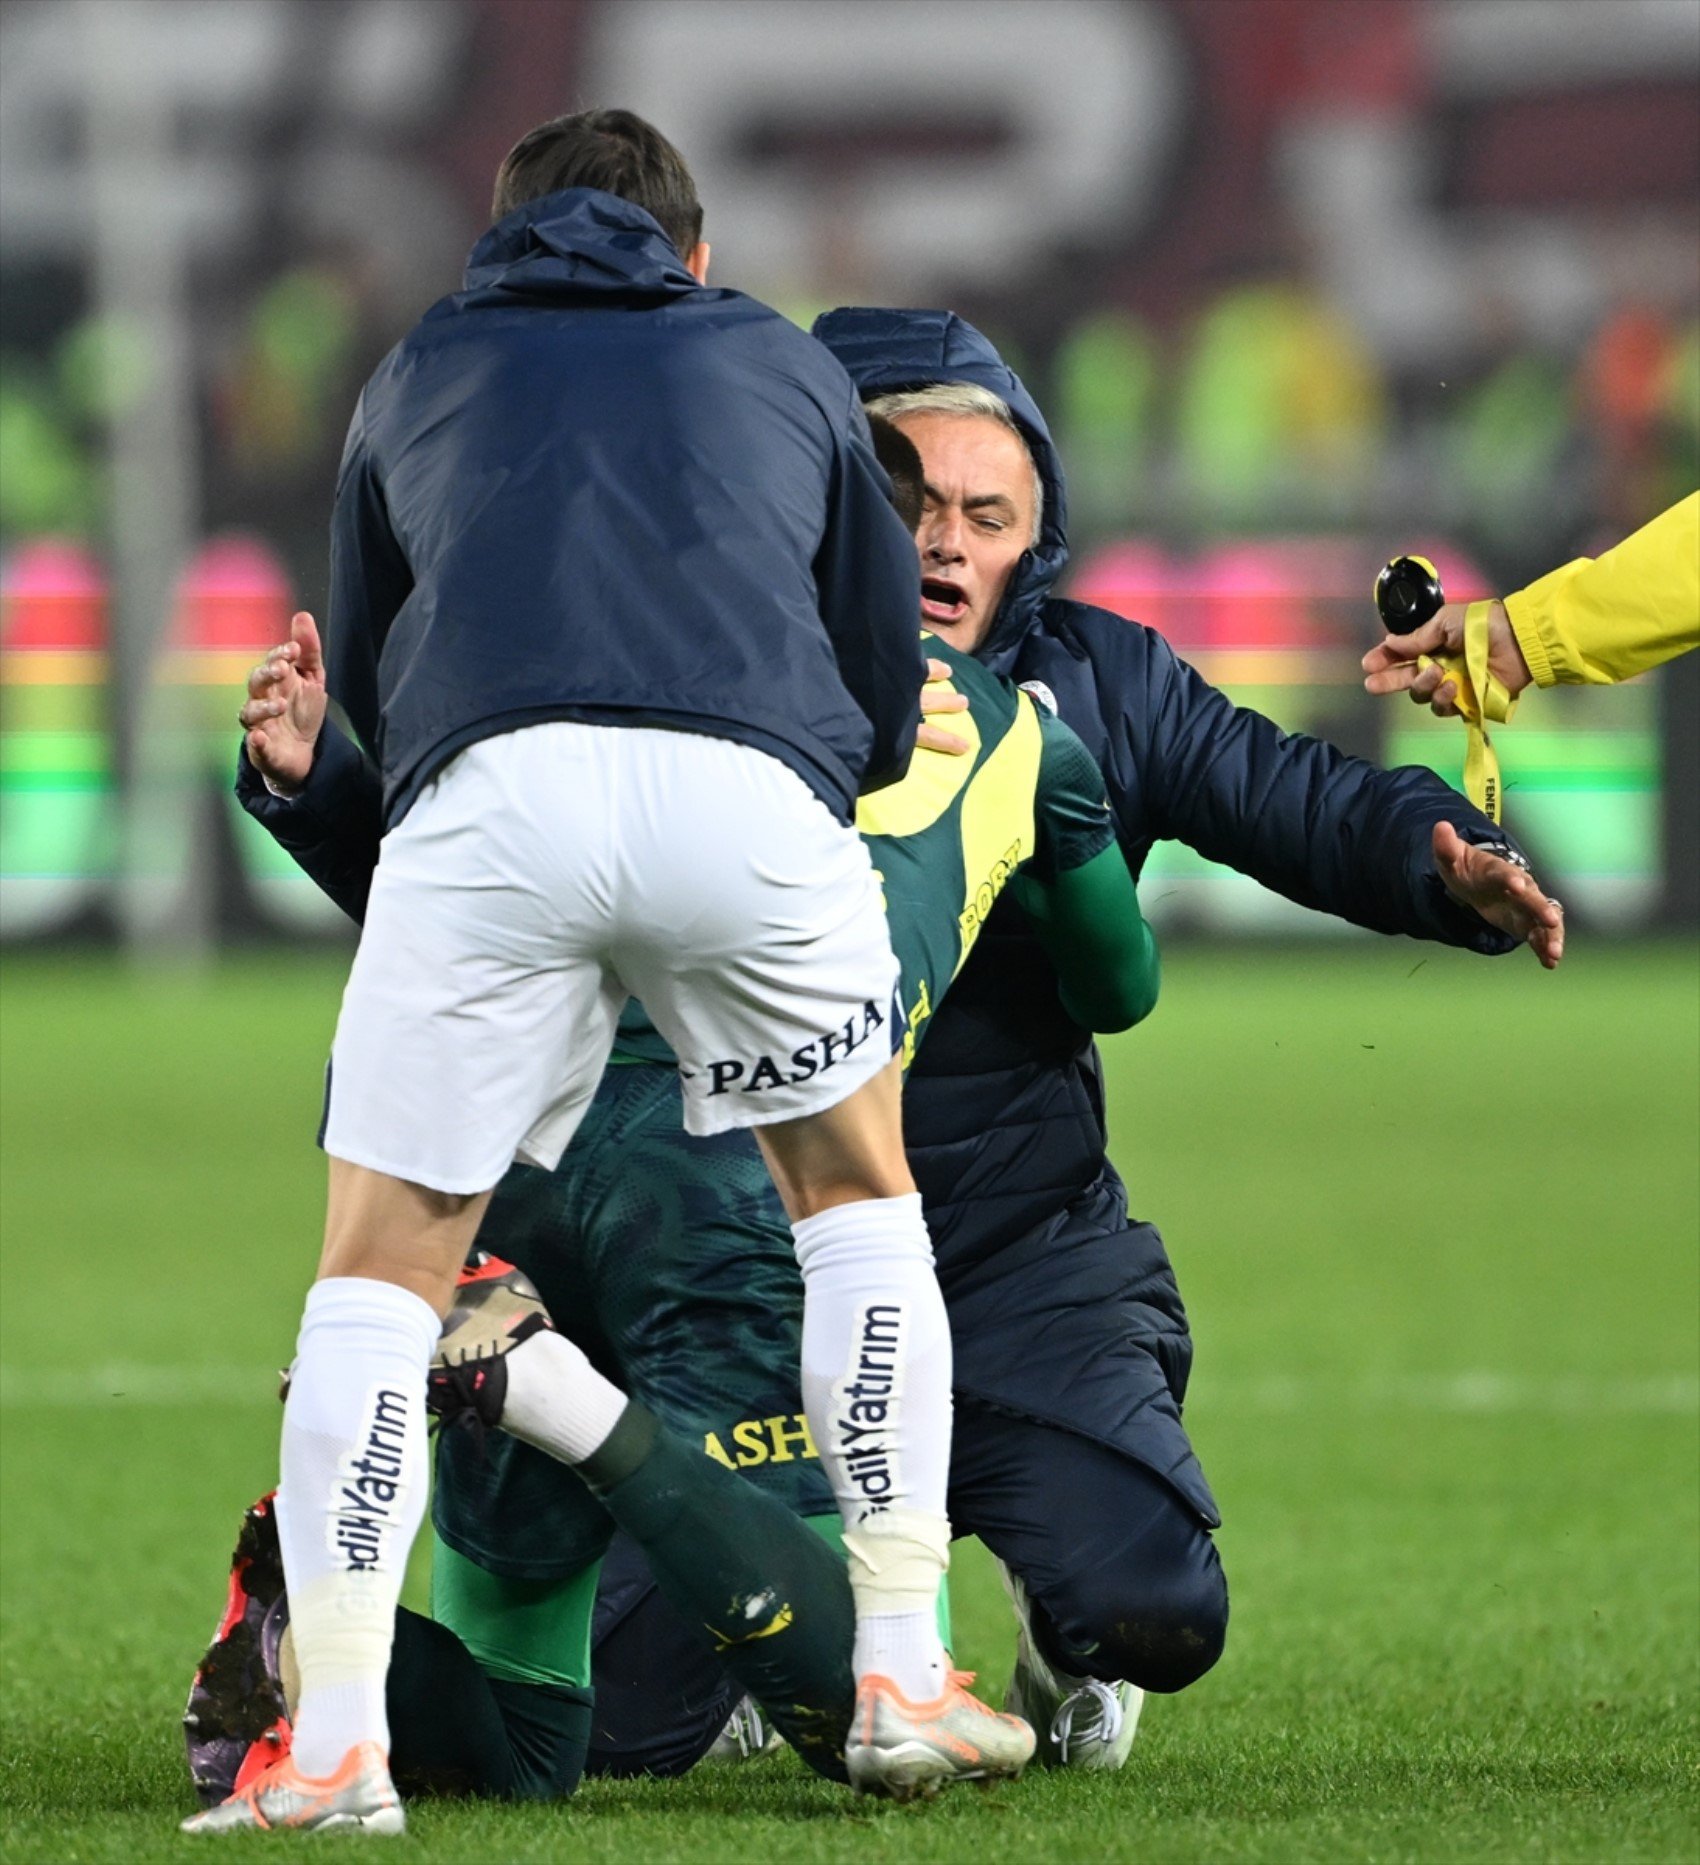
{"left": 3, "top": 1363, "right": 1694, "bottom": 1413}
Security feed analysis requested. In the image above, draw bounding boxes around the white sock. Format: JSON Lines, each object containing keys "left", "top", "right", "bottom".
{"left": 855, "top": 1611, "right": 950, "bottom": 1702}
{"left": 497, "top": 1330, "right": 629, "bottom": 1466}
{"left": 792, "top": 1193, "right": 953, "bottom": 1698}
{"left": 276, "top": 1277, "right": 440, "bottom": 1778}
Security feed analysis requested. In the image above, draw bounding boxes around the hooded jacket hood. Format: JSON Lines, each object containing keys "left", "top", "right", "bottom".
{"left": 448, "top": 188, "right": 703, "bottom": 312}
{"left": 812, "top": 308, "right": 1070, "bottom": 656}
{"left": 322, "top": 189, "right": 924, "bottom": 829}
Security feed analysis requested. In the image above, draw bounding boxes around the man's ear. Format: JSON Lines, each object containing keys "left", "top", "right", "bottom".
{"left": 684, "top": 241, "right": 711, "bottom": 285}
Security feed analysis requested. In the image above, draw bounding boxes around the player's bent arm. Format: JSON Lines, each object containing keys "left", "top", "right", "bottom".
{"left": 233, "top": 720, "right": 383, "bottom": 924}
{"left": 1010, "top": 850, "right": 1159, "bottom": 1033}
{"left": 1021, "top": 702, "right": 1159, "bottom": 1030}
{"left": 1504, "top": 491, "right": 1699, "bottom": 688}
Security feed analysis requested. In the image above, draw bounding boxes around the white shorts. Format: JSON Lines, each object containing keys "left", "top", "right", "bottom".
{"left": 323, "top": 723, "right": 901, "bottom": 1193}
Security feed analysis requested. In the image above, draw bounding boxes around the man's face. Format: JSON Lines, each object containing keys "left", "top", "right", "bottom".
{"left": 892, "top": 412, "right": 1036, "bottom": 654}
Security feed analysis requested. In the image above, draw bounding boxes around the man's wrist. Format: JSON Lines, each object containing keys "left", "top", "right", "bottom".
{"left": 244, "top": 731, "right": 321, "bottom": 800}
{"left": 1466, "top": 836, "right": 1530, "bottom": 874}
{"left": 1489, "top": 599, "right": 1534, "bottom": 696}
{"left": 260, "top": 766, "right": 307, "bottom": 800}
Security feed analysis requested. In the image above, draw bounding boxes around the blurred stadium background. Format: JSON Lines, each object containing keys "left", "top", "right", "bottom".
{"left": 1, "top": 4, "right": 1696, "bottom": 1859}
{"left": 1, "top": 0, "right": 1697, "bottom": 950}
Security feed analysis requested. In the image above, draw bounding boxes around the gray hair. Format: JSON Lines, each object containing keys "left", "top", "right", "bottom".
{"left": 865, "top": 382, "right": 1044, "bottom": 547}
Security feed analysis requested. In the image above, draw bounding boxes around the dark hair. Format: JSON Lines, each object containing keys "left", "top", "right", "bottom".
{"left": 867, "top": 414, "right": 925, "bottom": 533}
{"left": 491, "top": 108, "right": 703, "bottom": 259}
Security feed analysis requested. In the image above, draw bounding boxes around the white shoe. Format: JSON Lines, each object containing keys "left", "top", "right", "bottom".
{"left": 180, "top": 1740, "right": 403, "bottom": 1835}
{"left": 998, "top": 1562, "right": 1143, "bottom": 1770}
{"left": 701, "top": 1695, "right": 785, "bottom": 1763}
{"left": 845, "top": 1670, "right": 1034, "bottom": 1801}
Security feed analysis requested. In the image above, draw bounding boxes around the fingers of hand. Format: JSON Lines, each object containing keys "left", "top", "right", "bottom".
{"left": 238, "top": 697, "right": 286, "bottom": 728}
{"left": 916, "top": 722, "right": 971, "bottom": 757}
{"left": 1529, "top": 903, "right": 1564, "bottom": 968}
{"left": 246, "top": 656, "right": 292, "bottom": 698}
{"left": 1525, "top": 885, "right": 1562, "bottom": 929}
{"left": 1360, "top": 630, "right": 1430, "bottom": 673}
{"left": 1362, "top": 661, "right": 1421, "bottom": 694}
{"left": 920, "top": 688, "right": 969, "bottom": 716}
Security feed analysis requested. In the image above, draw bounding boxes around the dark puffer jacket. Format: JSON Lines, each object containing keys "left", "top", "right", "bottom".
{"left": 814, "top": 308, "right": 1523, "bottom": 1522}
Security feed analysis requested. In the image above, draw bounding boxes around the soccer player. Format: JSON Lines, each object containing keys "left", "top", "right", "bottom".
{"left": 1362, "top": 490, "right": 1699, "bottom": 714}
{"left": 810, "top": 306, "right": 1566, "bottom": 1766}
{"left": 214, "top": 435, "right": 1159, "bottom": 1801}
{"left": 183, "top": 113, "right": 1021, "bottom": 1836}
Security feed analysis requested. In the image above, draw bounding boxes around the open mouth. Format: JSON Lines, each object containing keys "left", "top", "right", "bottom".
{"left": 920, "top": 577, "right": 969, "bottom": 625}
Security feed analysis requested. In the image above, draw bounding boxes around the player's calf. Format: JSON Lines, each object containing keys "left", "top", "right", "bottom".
{"left": 427, "top": 1257, "right": 866, "bottom": 1783}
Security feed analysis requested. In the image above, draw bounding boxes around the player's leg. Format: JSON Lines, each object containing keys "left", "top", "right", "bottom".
{"left": 404, "top": 1539, "right": 598, "bottom": 1799}
{"left": 193, "top": 1164, "right": 472, "bottom": 1835}
{"left": 556, "top": 1070, "right": 962, "bottom": 1775}
{"left": 562, "top": 1066, "right": 844, "bottom": 1773}
{"left": 756, "top": 1067, "right": 959, "bottom": 1695}
{"left": 617, "top": 730, "right": 1029, "bottom": 1795}
{"left": 584, "top": 1533, "right": 748, "bottom": 1777}
{"left": 185, "top": 728, "right": 628, "bottom": 1835}
{"left": 432, "top": 1064, "right": 863, "bottom": 1777}
{"left": 182, "top": 1499, "right": 593, "bottom": 1806}
{"left": 949, "top": 1398, "right": 1228, "bottom": 1766}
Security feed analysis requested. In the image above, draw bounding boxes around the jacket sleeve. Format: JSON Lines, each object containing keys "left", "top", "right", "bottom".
{"left": 1114, "top": 620, "right": 1521, "bottom": 953}
{"left": 1505, "top": 492, "right": 1699, "bottom": 688}
{"left": 812, "top": 392, "right": 925, "bottom": 794}
{"left": 233, "top": 721, "right": 382, "bottom": 925}
{"left": 325, "top": 393, "right": 413, "bottom": 753}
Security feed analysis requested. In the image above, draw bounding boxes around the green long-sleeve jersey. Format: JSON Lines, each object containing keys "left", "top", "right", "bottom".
{"left": 613, "top": 636, "right": 1158, "bottom": 1066}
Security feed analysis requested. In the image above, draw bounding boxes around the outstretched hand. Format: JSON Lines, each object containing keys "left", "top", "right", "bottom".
{"left": 239, "top": 611, "right": 327, "bottom": 795}
{"left": 1433, "top": 821, "right": 1564, "bottom": 969}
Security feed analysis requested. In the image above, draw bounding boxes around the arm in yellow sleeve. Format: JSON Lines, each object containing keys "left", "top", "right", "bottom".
{"left": 1504, "top": 491, "right": 1699, "bottom": 687}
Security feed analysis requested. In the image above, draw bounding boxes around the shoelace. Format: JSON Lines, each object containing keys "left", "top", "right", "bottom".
{"left": 1049, "top": 1679, "right": 1124, "bottom": 1763}
{"left": 728, "top": 1700, "right": 769, "bottom": 1757}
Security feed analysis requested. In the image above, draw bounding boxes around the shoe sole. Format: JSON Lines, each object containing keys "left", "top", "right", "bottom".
{"left": 846, "top": 1741, "right": 1026, "bottom": 1802}
{"left": 309, "top": 1806, "right": 406, "bottom": 1836}
{"left": 180, "top": 1805, "right": 405, "bottom": 1838}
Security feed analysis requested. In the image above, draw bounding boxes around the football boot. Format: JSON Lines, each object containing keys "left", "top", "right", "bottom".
{"left": 179, "top": 1741, "right": 402, "bottom": 1835}
{"left": 845, "top": 1670, "right": 1034, "bottom": 1800}
{"left": 426, "top": 1251, "right": 554, "bottom": 1445}
{"left": 702, "top": 1694, "right": 786, "bottom": 1764}
{"left": 998, "top": 1562, "right": 1141, "bottom": 1769}
{"left": 182, "top": 1492, "right": 293, "bottom": 1806}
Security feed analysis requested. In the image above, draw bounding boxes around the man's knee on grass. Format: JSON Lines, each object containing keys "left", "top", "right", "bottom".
{"left": 1034, "top": 1537, "right": 1229, "bottom": 1695}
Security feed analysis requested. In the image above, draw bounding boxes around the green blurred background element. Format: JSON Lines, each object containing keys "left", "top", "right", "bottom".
{"left": 3, "top": 942, "right": 1694, "bottom": 1862}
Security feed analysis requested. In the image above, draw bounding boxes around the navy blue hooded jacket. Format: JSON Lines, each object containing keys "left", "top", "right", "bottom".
{"left": 812, "top": 308, "right": 1525, "bottom": 1522}
{"left": 326, "top": 189, "right": 922, "bottom": 826}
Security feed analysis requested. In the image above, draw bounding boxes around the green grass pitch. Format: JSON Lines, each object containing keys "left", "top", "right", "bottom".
{"left": 2, "top": 940, "right": 1696, "bottom": 1862}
